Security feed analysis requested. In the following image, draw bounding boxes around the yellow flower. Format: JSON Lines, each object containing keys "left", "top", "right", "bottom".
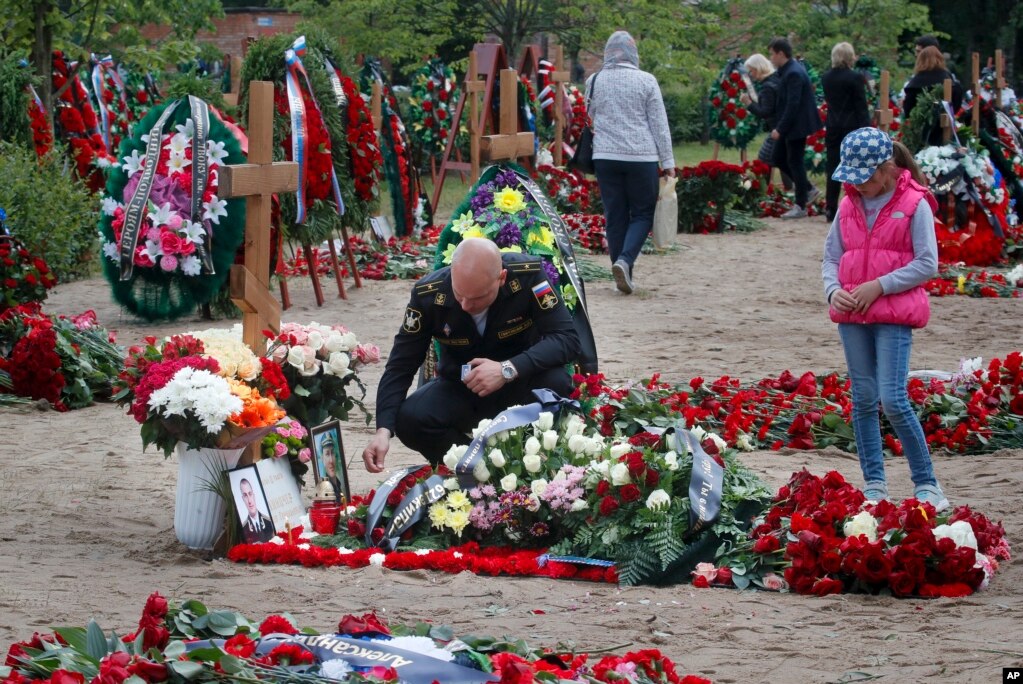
{"left": 493, "top": 187, "right": 527, "bottom": 214}
{"left": 499, "top": 245, "right": 522, "bottom": 253}
{"left": 441, "top": 243, "right": 457, "bottom": 264}
{"left": 450, "top": 211, "right": 477, "bottom": 234}
{"left": 957, "top": 275, "right": 966, "bottom": 293}
{"left": 446, "top": 490, "right": 470, "bottom": 510}
{"left": 446, "top": 509, "right": 470, "bottom": 535}
{"left": 429, "top": 503, "right": 449, "bottom": 528}
{"left": 526, "top": 227, "right": 555, "bottom": 250}
{"left": 462, "top": 226, "right": 486, "bottom": 240}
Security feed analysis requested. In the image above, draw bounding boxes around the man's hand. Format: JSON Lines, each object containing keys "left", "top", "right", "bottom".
{"left": 829, "top": 288, "right": 858, "bottom": 313}
{"left": 770, "top": 129, "right": 781, "bottom": 141}
{"left": 362, "top": 428, "right": 391, "bottom": 473}
{"left": 739, "top": 93, "right": 751, "bottom": 106}
{"left": 464, "top": 358, "right": 506, "bottom": 397}
{"left": 851, "top": 279, "right": 884, "bottom": 313}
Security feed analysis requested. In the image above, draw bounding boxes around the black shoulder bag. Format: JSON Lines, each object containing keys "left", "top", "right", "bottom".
{"left": 569, "top": 72, "right": 598, "bottom": 174}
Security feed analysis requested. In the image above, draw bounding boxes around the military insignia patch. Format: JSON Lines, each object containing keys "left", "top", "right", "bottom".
{"left": 435, "top": 293, "right": 447, "bottom": 305}
{"left": 509, "top": 279, "right": 522, "bottom": 293}
{"left": 531, "top": 280, "right": 558, "bottom": 310}
{"left": 443, "top": 323, "right": 452, "bottom": 336}
{"left": 402, "top": 307, "right": 423, "bottom": 333}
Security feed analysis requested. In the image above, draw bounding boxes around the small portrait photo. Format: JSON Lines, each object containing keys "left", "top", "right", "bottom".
{"left": 228, "top": 465, "right": 276, "bottom": 544}
{"left": 311, "top": 419, "right": 349, "bottom": 504}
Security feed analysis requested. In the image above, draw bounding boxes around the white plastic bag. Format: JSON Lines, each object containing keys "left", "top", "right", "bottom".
{"left": 652, "top": 176, "right": 678, "bottom": 249}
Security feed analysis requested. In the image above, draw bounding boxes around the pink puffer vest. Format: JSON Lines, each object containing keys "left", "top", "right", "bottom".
{"left": 829, "top": 169, "right": 936, "bottom": 328}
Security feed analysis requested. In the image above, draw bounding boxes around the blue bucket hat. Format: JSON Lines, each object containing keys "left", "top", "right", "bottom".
{"left": 832, "top": 127, "right": 893, "bottom": 185}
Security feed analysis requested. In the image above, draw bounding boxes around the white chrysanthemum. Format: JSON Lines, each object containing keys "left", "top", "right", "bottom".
{"left": 368, "top": 553, "right": 386, "bottom": 567}
{"left": 102, "top": 242, "right": 119, "bottom": 261}
{"left": 147, "top": 367, "right": 241, "bottom": 433}
{"left": 321, "top": 659, "right": 354, "bottom": 681}
{"left": 180, "top": 255, "right": 201, "bottom": 276}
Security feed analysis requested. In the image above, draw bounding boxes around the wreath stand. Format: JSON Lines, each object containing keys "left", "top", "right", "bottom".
{"left": 430, "top": 43, "right": 536, "bottom": 211}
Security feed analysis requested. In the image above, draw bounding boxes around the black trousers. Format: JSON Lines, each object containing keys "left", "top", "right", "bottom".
{"left": 825, "top": 127, "right": 856, "bottom": 221}
{"left": 773, "top": 136, "right": 811, "bottom": 208}
{"left": 395, "top": 367, "right": 574, "bottom": 464}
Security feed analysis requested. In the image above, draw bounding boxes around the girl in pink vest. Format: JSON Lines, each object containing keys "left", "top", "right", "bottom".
{"left": 822, "top": 128, "right": 948, "bottom": 511}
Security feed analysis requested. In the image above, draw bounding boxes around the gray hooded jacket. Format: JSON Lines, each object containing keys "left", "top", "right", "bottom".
{"left": 585, "top": 31, "right": 675, "bottom": 169}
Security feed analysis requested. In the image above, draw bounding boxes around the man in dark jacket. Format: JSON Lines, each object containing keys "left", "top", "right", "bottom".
{"left": 361, "top": 238, "right": 581, "bottom": 471}
{"left": 768, "top": 37, "right": 823, "bottom": 218}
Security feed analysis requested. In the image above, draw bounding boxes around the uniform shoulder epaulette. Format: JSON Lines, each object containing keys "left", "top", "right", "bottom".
{"left": 414, "top": 269, "right": 446, "bottom": 296}
{"left": 506, "top": 258, "right": 543, "bottom": 275}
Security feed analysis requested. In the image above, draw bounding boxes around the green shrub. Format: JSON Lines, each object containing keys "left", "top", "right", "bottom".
{"left": 0, "top": 142, "right": 99, "bottom": 281}
{"left": 663, "top": 87, "right": 706, "bottom": 143}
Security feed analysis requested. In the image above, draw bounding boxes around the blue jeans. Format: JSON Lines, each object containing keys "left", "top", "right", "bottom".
{"left": 594, "top": 159, "right": 659, "bottom": 271}
{"left": 837, "top": 323, "right": 936, "bottom": 487}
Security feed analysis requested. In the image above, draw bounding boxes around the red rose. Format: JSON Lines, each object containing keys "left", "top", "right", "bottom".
{"left": 619, "top": 484, "right": 642, "bottom": 503}
{"left": 49, "top": 670, "right": 85, "bottom": 684}
{"left": 715, "top": 567, "right": 733, "bottom": 586}
{"left": 753, "top": 535, "right": 780, "bottom": 554}
{"left": 596, "top": 480, "right": 610, "bottom": 496}
{"left": 598, "top": 495, "right": 619, "bottom": 516}
{"left": 158, "top": 230, "right": 182, "bottom": 255}
{"left": 127, "top": 658, "right": 168, "bottom": 683}
{"left": 95, "top": 652, "right": 132, "bottom": 684}
{"left": 143, "top": 592, "right": 168, "bottom": 618}
{"left": 810, "top": 577, "right": 843, "bottom": 595}
{"left": 692, "top": 575, "right": 710, "bottom": 588}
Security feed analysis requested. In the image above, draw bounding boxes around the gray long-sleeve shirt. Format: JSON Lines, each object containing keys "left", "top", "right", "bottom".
{"left": 822, "top": 188, "right": 938, "bottom": 302}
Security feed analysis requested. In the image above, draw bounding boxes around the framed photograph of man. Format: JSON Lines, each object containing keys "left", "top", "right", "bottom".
{"left": 228, "top": 465, "right": 276, "bottom": 544}
{"left": 310, "top": 419, "right": 349, "bottom": 503}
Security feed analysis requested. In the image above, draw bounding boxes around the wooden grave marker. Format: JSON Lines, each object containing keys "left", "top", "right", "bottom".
{"left": 548, "top": 45, "right": 570, "bottom": 167}
{"left": 972, "top": 52, "right": 981, "bottom": 136}
{"left": 220, "top": 80, "right": 299, "bottom": 353}
{"left": 876, "top": 70, "right": 894, "bottom": 132}
{"left": 941, "top": 78, "right": 954, "bottom": 143}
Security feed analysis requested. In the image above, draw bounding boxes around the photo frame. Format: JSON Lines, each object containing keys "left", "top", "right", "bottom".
{"left": 369, "top": 215, "right": 393, "bottom": 243}
{"left": 310, "top": 419, "right": 350, "bottom": 503}
{"left": 228, "top": 465, "right": 276, "bottom": 544}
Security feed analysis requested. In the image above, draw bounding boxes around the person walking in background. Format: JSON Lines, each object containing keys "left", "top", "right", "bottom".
{"left": 588, "top": 30, "right": 676, "bottom": 295}
{"left": 767, "top": 37, "right": 822, "bottom": 219}
{"left": 740, "top": 53, "right": 793, "bottom": 191}
{"left": 822, "top": 42, "right": 870, "bottom": 222}
{"left": 903, "top": 47, "right": 963, "bottom": 146}
{"left": 822, "top": 127, "right": 947, "bottom": 511}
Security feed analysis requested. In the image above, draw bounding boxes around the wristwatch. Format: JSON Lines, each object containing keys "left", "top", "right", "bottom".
{"left": 500, "top": 360, "right": 518, "bottom": 382}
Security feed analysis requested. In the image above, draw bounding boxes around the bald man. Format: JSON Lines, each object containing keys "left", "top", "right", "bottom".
{"left": 362, "top": 238, "right": 580, "bottom": 472}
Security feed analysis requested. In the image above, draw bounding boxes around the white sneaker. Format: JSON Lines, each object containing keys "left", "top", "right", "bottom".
{"left": 611, "top": 260, "right": 634, "bottom": 294}
{"left": 780, "top": 206, "right": 807, "bottom": 219}
{"left": 807, "top": 186, "right": 821, "bottom": 205}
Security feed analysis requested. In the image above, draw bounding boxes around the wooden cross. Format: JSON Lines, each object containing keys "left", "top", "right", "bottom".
{"left": 549, "top": 45, "right": 570, "bottom": 167}
{"left": 875, "top": 70, "right": 894, "bottom": 132}
{"left": 972, "top": 52, "right": 981, "bottom": 136}
{"left": 995, "top": 49, "right": 1007, "bottom": 110}
{"left": 220, "top": 80, "right": 299, "bottom": 353}
{"left": 941, "top": 78, "right": 954, "bottom": 143}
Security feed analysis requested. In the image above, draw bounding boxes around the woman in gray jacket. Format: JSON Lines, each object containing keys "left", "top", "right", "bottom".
{"left": 587, "top": 31, "right": 675, "bottom": 294}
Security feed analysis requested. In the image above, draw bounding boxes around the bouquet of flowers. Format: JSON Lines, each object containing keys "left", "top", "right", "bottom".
{"left": 342, "top": 405, "right": 770, "bottom": 585}
{"left": 676, "top": 160, "right": 752, "bottom": 232}
{"left": 0, "top": 305, "right": 121, "bottom": 411}
{"left": 3, "top": 593, "right": 712, "bottom": 684}
{"left": 267, "top": 321, "right": 380, "bottom": 428}
{"left": 0, "top": 212, "right": 58, "bottom": 314}
{"left": 260, "top": 416, "right": 312, "bottom": 484}
{"left": 114, "top": 330, "right": 289, "bottom": 456}
{"left": 712, "top": 469, "right": 1010, "bottom": 597}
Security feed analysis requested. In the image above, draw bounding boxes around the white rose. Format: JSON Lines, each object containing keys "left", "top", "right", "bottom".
{"left": 443, "top": 477, "right": 460, "bottom": 490}
{"left": 690, "top": 425, "right": 707, "bottom": 442}
{"left": 530, "top": 478, "right": 549, "bottom": 497}
{"left": 609, "top": 443, "right": 631, "bottom": 459}
{"left": 473, "top": 461, "right": 491, "bottom": 482}
{"left": 500, "top": 473, "right": 518, "bottom": 492}
{"left": 338, "top": 332, "right": 358, "bottom": 351}
{"left": 646, "top": 489, "right": 670, "bottom": 510}
{"left": 488, "top": 449, "right": 507, "bottom": 468}
{"left": 522, "top": 453, "right": 543, "bottom": 473}
{"left": 583, "top": 437, "right": 604, "bottom": 456}
{"left": 570, "top": 499, "right": 589, "bottom": 512}
{"left": 472, "top": 419, "right": 493, "bottom": 439}
{"left": 842, "top": 511, "right": 879, "bottom": 541}
{"left": 610, "top": 463, "right": 631, "bottom": 486}
{"left": 567, "top": 434, "right": 588, "bottom": 454}
{"left": 524, "top": 436, "right": 540, "bottom": 455}
{"left": 542, "top": 430, "right": 558, "bottom": 451}
{"left": 236, "top": 357, "right": 259, "bottom": 382}
{"left": 443, "top": 444, "right": 464, "bottom": 470}
{"left": 325, "top": 352, "right": 352, "bottom": 377}
{"left": 564, "top": 415, "right": 585, "bottom": 438}
{"left": 532, "top": 411, "right": 554, "bottom": 431}
{"left": 709, "top": 433, "right": 727, "bottom": 452}
{"left": 323, "top": 331, "right": 345, "bottom": 353}
{"left": 306, "top": 330, "right": 324, "bottom": 351}
{"left": 591, "top": 460, "right": 610, "bottom": 477}
{"left": 933, "top": 520, "right": 979, "bottom": 550}
{"left": 662, "top": 451, "right": 679, "bottom": 471}
{"left": 286, "top": 345, "right": 306, "bottom": 369}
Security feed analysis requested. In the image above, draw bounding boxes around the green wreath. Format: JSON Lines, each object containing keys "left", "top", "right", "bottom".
{"left": 98, "top": 100, "right": 246, "bottom": 321}
{"left": 707, "top": 58, "right": 760, "bottom": 149}
{"left": 408, "top": 58, "right": 463, "bottom": 161}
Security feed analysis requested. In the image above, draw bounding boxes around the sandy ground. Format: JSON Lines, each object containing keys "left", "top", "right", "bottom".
{"left": 2, "top": 215, "right": 1022, "bottom": 683}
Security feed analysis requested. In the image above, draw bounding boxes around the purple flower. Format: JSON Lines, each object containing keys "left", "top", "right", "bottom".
{"left": 541, "top": 259, "right": 561, "bottom": 286}
{"left": 494, "top": 169, "right": 520, "bottom": 188}
{"left": 494, "top": 222, "right": 522, "bottom": 248}
{"left": 469, "top": 182, "right": 495, "bottom": 212}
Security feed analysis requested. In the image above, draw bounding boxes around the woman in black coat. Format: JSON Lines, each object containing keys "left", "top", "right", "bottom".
{"left": 821, "top": 42, "right": 870, "bottom": 221}
{"left": 741, "top": 53, "right": 792, "bottom": 190}
{"left": 903, "top": 46, "right": 963, "bottom": 146}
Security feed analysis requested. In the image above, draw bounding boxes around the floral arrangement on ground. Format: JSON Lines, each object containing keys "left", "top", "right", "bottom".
{"left": 2, "top": 593, "right": 711, "bottom": 683}
{"left": 0, "top": 305, "right": 121, "bottom": 411}
{"left": 925, "top": 263, "right": 1023, "bottom": 297}
{"left": 676, "top": 160, "right": 769, "bottom": 233}
{"left": 278, "top": 227, "right": 441, "bottom": 281}
{"left": 575, "top": 353, "right": 1023, "bottom": 455}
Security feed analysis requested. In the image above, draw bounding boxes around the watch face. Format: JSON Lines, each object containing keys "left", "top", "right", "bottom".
{"left": 502, "top": 364, "right": 514, "bottom": 379}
